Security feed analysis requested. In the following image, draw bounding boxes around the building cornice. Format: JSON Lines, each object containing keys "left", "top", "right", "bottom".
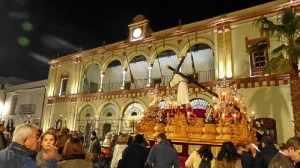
{"left": 49, "top": 1, "right": 299, "bottom": 65}
{"left": 47, "top": 74, "right": 293, "bottom": 104}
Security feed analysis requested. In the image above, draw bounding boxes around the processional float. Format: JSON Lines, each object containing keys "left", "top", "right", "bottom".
{"left": 135, "top": 54, "right": 258, "bottom": 147}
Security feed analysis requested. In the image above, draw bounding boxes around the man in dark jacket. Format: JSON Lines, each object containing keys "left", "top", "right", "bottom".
{"left": 0, "top": 124, "right": 7, "bottom": 150}
{"left": 118, "top": 134, "right": 149, "bottom": 168}
{"left": 254, "top": 135, "right": 278, "bottom": 168}
{"left": 0, "top": 123, "right": 58, "bottom": 168}
{"left": 89, "top": 131, "right": 101, "bottom": 168}
{"left": 236, "top": 143, "right": 255, "bottom": 168}
{"left": 146, "top": 133, "right": 180, "bottom": 168}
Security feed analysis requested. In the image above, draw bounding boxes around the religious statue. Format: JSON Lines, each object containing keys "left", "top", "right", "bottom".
{"left": 170, "top": 74, "right": 189, "bottom": 106}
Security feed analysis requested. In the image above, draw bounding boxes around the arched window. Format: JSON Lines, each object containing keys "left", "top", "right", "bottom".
{"left": 101, "top": 104, "right": 117, "bottom": 117}
{"left": 78, "top": 105, "right": 95, "bottom": 138}
{"left": 124, "top": 102, "right": 144, "bottom": 117}
{"left": 190, "top": 98, "right": 210, "bottom": 109}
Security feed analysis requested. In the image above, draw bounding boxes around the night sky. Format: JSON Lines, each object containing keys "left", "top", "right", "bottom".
{"left": 0, "top": 0, "right": 274, "bottom": 82}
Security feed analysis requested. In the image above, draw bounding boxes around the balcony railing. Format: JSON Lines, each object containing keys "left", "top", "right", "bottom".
{"left": 100, "top": 69, "right": 215, "bottom": 92}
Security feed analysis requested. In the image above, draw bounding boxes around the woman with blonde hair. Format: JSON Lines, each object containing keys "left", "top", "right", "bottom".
{"left": 58, "top": 137, "right": 92, "bottom": 168}
{"left": 36, "top": 131, "right": 59, "bottom": 167}
{"left": 110, "top": 134, "right": 128, "bottom": 168}
{"left": 185, "top": 144, "right": 214, "bottom": 168}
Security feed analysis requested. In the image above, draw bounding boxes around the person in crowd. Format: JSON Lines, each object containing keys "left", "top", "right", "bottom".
{"left": 0, "top": 124, "right": 8, "bottom": 150}
{"left": 57, "top": 127, "right": 70, "bottom": 154}
{"left": 38, "top": 129, "right": 44, "bottom": 138}
{"left": 88, "top": 131, "right": 101, "bottom": 168}
{"left": 235, "top": 143, "right": 255, "bottom": 168}
{"left": 252, "top": 120, "right": 266, "bottom": 149}
{"left": 0, "top": 123, "right": 58, "bottom": 168}
{"left": 109, "top": 133, "right": 119, "bottom": 156}
{"left": 268, "top": 136, "right": 300, "bottom": 168}
{"left": 110, "top": 134, "right": 128, "bottom": 168}
{"left": 146, "top": 133, "right": 180, "bottom": 168}
{"left": 36, "top": 131, "right": 61, "bottom": 167}
{"left": 97, "top": 152, "right": 109, "bottom": 168}
{"left": 46, "top": 127, "right": 55, "bottom": 132}
{"left": 216, "top": 141, "right": 242, "bottom": 168}
{"left": 166, "top": 139, "right": 175, "bottom": 148}
{"left": 143, "top": 134, "right": 151, "bottom": 149}
{"left": 248, "top": 143, "right": 259, "bottom": 158}
{"left": 296, "top": 161, "right": 300, "bottom": 168}
{"left": 77, "top": 131, "right": 84, "bottom": 143}
{"left": 127, "top": 134, "right": 133, "bottom": 145}
{"left": 254, "top": 135, "right": 278, "bottom": 168}
{"left": 118, "top": 134, "right": 149, "bottom": 168}
{"left": 58, "top": 137, "right": 92, "bottom": 168}
{"left": 185, "top": 144, "right": 214, "bottom": 168}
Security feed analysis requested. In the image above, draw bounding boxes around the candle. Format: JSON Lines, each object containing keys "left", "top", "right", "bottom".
{"left": 234, "top": 97, "right": 239, "bottom": 105}
{"left": 221, "top": 92, "right": 226, "bottom": 102}
{"left": 233, "top": 113, "right": 237, "bottom": 124}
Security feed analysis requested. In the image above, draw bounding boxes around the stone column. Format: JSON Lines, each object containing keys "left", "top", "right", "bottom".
{"left": 121, "top": 68, "right": 126, "bottom": 89}
{"left": 99, "top": 71, "right": 105, "bottom": 92}
{"left": 146, "top": 63, "right": 153, "bottom": 87}
{"left": 217, "top": 25, "right": 233, "bottom": 79}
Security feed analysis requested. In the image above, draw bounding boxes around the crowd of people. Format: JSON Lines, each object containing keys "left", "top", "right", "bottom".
{"left": 0, "top": 122, "right": 300, "bottom": 168}
{"left": 184, "top": 135, "right": 300, "bottom": 168}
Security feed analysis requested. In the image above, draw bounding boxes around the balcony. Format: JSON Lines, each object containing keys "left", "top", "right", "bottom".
{"left": 100, "top": 69, "right": 215, "bottom": 92}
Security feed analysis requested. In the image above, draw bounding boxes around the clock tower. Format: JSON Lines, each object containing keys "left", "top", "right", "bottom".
{"left": 128, "top": 15, "right": 152, "bottom": 42}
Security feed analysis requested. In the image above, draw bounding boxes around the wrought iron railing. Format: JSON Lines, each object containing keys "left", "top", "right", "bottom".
{"left": 100, "top": 69, "right": 215, "bottom": 92}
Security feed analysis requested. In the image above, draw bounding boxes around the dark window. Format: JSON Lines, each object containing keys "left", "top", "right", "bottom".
{"left": 131, "top": 112, "right": 137, "bottom": 116}
{"left": 59, "top": 78, "right": 68, "bottom": 96}
{"left": 245, "top": 37, "right": 269, "bottom": 77}
{"left": 10, "top": 95, "right": 18, "bottom": 115}
{"left": 250, "top": 50, "right": 268, "bottom": 76}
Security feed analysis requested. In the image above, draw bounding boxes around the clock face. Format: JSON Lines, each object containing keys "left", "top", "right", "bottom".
{"left": 132, "top": 28, "right": 142, "bottom": 39}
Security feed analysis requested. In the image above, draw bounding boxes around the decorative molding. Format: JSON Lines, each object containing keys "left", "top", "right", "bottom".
{"left": 48, "top": 74, "right": 293, "bottom": 103}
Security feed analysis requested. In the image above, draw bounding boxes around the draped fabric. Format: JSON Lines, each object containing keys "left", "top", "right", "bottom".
{"left": 170, "top": 74, "right": 189, "bottom": 106}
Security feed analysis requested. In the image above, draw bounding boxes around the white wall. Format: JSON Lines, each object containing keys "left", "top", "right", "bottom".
{"left": 241, "top": 85, "right": 293, "bottom": 145}
{"left": 2, "top": 87, "right": 46, "bottom": 127}
{"left": 87, "top": 64, "right": 100, "bottom": 84}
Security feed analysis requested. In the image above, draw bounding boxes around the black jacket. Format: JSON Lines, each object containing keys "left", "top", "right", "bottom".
{"left": 118, "top": 143, "right": 149, "bottom": 168}
{"left": 0, "top": 132, "right": 7, "bottom": 150}
{"left": 241, "top": 151, "right": 255, "bottom": 168}
{"left": 254, "top": 144, "right": 278, "bottom": 168}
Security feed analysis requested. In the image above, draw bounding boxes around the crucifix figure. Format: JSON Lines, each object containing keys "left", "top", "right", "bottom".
{"left": 170, "top": 73, "right": 189, "bottom": 106}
